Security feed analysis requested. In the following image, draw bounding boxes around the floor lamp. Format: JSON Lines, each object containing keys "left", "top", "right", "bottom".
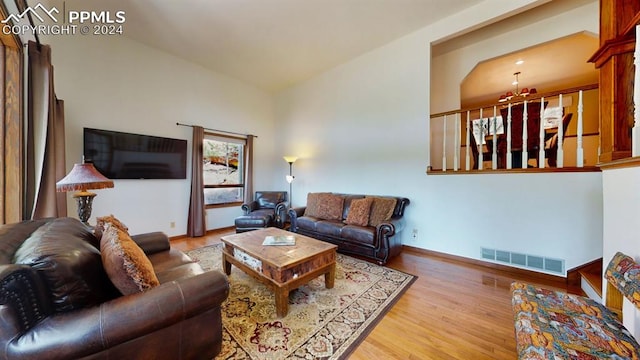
{"left": 283, "top": 156, "right": 297, "bottom": 206}
{"left": 56, "top": 160, "right": 114, "bottom": 226}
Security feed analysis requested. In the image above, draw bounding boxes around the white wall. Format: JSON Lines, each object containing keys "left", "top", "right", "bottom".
{"left": 44, "top": 34, "right": 280, "bottom": 236}
{"left": 275, "top": 0, "right": 603, "bottom": 275}
{"left": 602, "top": 167, "right": 640, "bottom": 338}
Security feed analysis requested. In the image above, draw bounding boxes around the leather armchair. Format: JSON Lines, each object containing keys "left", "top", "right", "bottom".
{"left": 0, "top": 217, "right": 229, "bottom": 360}
{"left": 235, "top": 191, "right": 288, "bottom": 232}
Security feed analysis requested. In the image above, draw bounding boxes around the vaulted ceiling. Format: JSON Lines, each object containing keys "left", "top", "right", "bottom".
{"left": 42, "top": 0, "right": 486, "bottom": 93}
{"left": 37, "top": 0, "right": 596, "bottom": 100}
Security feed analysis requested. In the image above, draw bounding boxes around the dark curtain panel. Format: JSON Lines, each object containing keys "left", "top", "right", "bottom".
{"left": 243, "top": 135, "right": 254, "bottom": 203}
{"left": 187, "top": 126, "right": 206, "bottom": 237}
{"left": 27, "top": 41, "right": 67, "bottom": 219}
{"left": 53, "top": 99, "right": 66, "bottom": 216}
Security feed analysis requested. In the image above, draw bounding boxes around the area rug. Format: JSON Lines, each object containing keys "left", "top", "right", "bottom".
{"left": 186, "top": 244, "right": 416, "bottom": 360}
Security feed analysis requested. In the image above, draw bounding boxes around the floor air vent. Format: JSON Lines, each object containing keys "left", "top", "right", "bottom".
{"left": 480, "top": 247, "right": 564, "bottom": 274}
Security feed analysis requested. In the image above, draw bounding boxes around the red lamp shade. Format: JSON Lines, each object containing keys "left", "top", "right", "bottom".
{"left": 56, "top": 163, "right": 114, "bottom": 192}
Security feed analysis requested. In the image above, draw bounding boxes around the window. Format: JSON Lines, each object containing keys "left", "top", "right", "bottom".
{"left": 203, "top": 133, "right": 245, "bottom": 206}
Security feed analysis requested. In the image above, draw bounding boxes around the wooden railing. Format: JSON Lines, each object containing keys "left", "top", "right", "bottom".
{"left": 429, "top": 85, "right": 600, "bottom": 172}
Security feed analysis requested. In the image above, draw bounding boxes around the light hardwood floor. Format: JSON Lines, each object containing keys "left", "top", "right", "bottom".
{"left": 171, "top": 229, "right": 575, "bottom": 360}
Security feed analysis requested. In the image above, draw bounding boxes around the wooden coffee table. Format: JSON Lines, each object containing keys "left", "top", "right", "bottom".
{"left": 221, "top": 227, "right": 337, "bottom": 317}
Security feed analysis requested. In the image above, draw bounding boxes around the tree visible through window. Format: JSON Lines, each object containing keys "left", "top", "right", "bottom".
{"left": 203, "top": 133, "right": 245, "bottom": 206}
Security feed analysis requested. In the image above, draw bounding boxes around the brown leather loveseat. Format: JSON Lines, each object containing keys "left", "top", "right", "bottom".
{"left": 0, "top": 217, "right": 229, "bottom": 360}
{"left": 288, "top": 193, "right": 409, "bottom": 265}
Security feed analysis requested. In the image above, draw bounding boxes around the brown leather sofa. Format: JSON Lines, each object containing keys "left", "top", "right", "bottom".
{"left": 288, "top": 193, "right": 410, "bottom": 265}
{"left": 0, "top": 217, "right": 229, "bottom": 360}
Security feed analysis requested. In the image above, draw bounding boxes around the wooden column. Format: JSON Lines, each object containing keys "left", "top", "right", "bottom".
{"left": 0, "top": 5, "right": 24, "bottom": 224}
{"left": 589, "top": 0, "right": 640, "bottom": 163}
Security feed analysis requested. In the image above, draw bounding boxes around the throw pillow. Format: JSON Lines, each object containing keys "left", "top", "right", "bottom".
{"left": 100, "top": 226, "right": 160, "bottom": 295}
{"left": 316, "top": 193, "right": 345, "bottom": 220}
{"left": 304, "top": 192, "right": 328, "bottom": 218}
{"left": 94, "top": 214, "right": 129, "bottom": 240}
{"left": 367, "top": 197, "right": 397, "bottom": 227}
{"left": 345, "top": 197, "right": 374, "bottom": 226}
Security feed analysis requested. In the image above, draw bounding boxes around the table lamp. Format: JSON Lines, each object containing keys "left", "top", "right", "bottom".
{"left": 56, "top": 160, "right": 114, "bottom": 225}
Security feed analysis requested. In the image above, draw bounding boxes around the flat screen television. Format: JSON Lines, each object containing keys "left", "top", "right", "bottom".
{"left": 83, "top": 128, "right": 187, "bottom": 179}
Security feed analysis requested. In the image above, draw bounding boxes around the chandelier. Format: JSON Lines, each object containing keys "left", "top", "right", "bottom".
{"left": 498, "top": 71, "right": 537, "bottom": 102}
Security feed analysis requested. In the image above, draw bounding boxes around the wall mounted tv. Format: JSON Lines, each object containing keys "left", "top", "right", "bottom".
{"left": 83, "top": 128, "right": 188, "bottom": 179}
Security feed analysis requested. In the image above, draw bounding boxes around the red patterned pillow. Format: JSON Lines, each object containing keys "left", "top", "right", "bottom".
{"left": 345, "top": 197, "right": 374, "bottom": 226}
{"left": 304, "top": 192, "right": 328, "bottom": 217}
{"left": 367, "top": 197, "right": 397, "bottom": 226}
{"left": 100, "top": 226, "right": 159, "bottom": 295}
{"left": 316, "top": 193, "right": 345, "bottom": 220}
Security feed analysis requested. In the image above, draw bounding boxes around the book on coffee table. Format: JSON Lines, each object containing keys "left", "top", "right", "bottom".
{"left": 262, "top": 235, "right": 296, "bottom": 246}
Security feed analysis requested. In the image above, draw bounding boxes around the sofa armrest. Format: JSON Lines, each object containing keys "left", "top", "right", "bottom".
{"left": 287, "top": 207, "right": 306, "bottom": 232}
{"left": 274, "top": 202, "right": 289, "bottom": 227}
{"left": 373, "top": 217, "right": 406, "bottom": 265}
{"left": 376, "top": 217, "right": 404, "bottom": 237}
{"left": 241, "top": 201, "right": 259, "bottom": 214}
{"left": 387, "top": 217, "right": 405, "bottom": 233}
{"left": 5, "top": 270, "right": 230, "bottom": 359}
{"left": 130, "top": 232, "right": 170, "bottom": 255}
{"left": 0, "top": 264, "right": 52, "bottom": 332}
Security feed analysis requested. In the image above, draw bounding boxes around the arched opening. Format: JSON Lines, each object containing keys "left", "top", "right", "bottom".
{"left": 429, "top": 0, "right": 600, "bottom": 170}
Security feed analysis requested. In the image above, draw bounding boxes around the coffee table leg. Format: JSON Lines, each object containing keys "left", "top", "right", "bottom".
{"left": 275, "top": 288, "right": 289, "bottom": 317}
{"left": 223, "top": 254, "right": 232, "bottom": 275}
{"left": 325, "top": 263, "right": 336, "bottom": 289}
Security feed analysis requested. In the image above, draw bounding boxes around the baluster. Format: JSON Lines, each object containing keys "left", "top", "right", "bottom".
{"left": 454, "top": 113, "right": 459, "bottom": 171}
{"left": 478, "top": 108, "right": 483, "bottom": 170}
{"left": 492, "top": 106, "right": 497, "bottom": 169}
{"left": 466, "top": 111, "right": 471, "bottom": 171}
{"left": 442, "top": 115, "right": 447, "bottom": 172}
{"left": 577, "top": 91, "right": 584, "bottom": 167}
{"left": 522, "top": 101, "right": 528, "bottom": 169}
{"left": 506, "top": 104, "right": 512, "bottom": 169}
{"left": 557, "top": 94, "right": 564, "bottom": 168}
{"left": 538, "top": 97, "right": 545, "bottom": 168}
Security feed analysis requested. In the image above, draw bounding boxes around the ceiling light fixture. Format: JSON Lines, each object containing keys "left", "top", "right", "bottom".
{"left": 498, "top": 71, "right": 536, "bottom": 103}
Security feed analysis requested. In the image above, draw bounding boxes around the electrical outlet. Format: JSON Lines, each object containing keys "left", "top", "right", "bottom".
{"left": 170, "top": 222, "right": 175, "bottom": 228}
{"left": 412, "top": 228, "right": 418, "bottom": 238}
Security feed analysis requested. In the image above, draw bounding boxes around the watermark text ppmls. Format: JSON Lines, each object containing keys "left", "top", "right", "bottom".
{"left": 2, "top": 2, "right": 126, "bottom": 37}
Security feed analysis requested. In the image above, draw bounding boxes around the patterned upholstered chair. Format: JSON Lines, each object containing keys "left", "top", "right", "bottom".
{"left": 234, "top": 191, "right": 288, "bottom": 233}
{"left": 511, "top": 252, "right": 640, "bottom": 359}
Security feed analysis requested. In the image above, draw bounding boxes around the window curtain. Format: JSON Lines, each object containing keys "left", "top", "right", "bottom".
{"left": 243, "top": 135, "right": 254, "bottom": 203}
{"left": 187, "top": 126, "right": 206, "bottom": 237}
{"left": 26, "top": 41, "right": 66, "bottom": 220}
